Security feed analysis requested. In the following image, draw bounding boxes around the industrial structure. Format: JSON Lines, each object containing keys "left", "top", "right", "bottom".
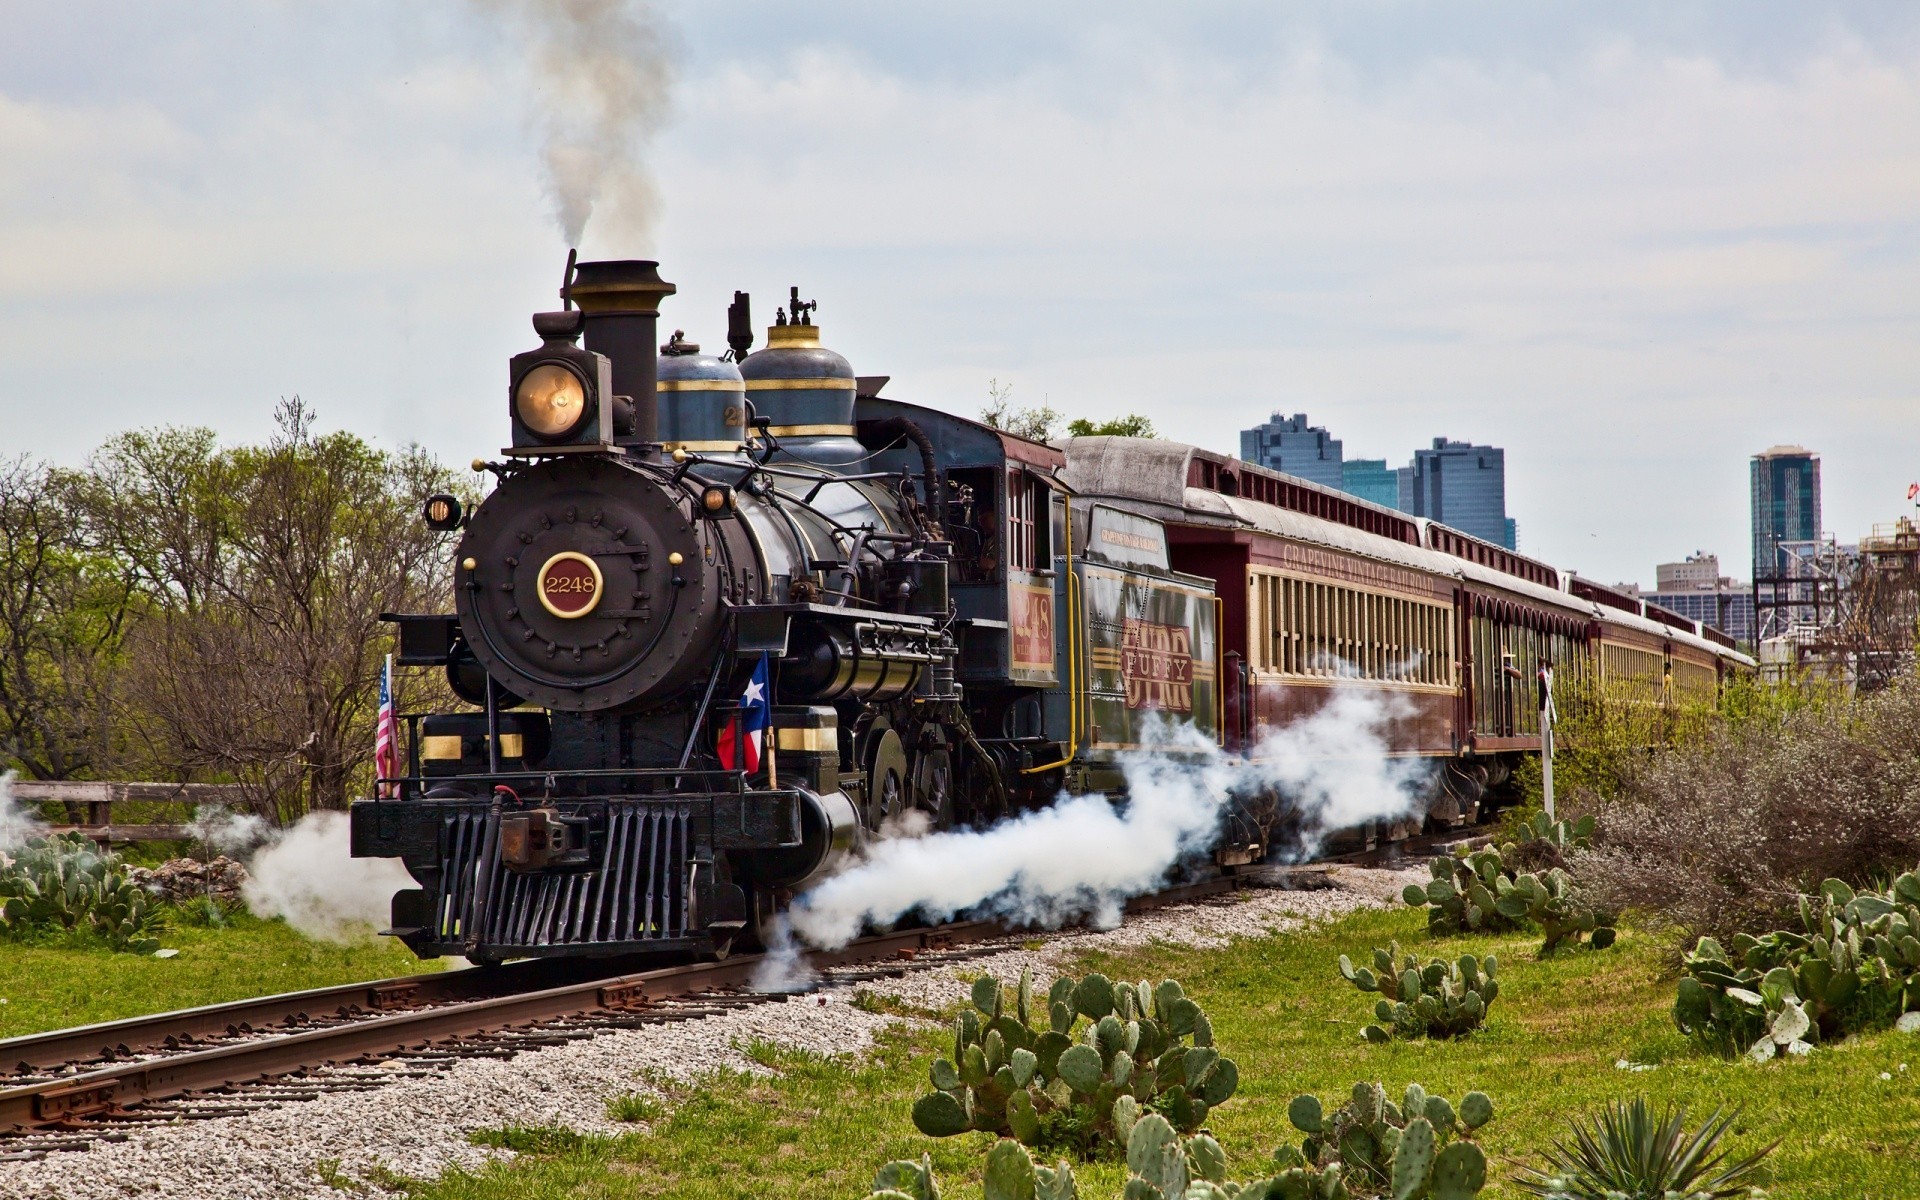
{"left": 1754, "top": 518, "right": 1920, "bottom": 690}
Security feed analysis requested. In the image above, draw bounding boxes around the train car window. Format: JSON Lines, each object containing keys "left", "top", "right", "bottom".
{"left": 1252, "top": 570, "right": 1453, "bottom": 684}
{"left": 945, "top": 468, "right": 1000, "bottom": 583}
{"left": 1007, "top": 470, "right": 1040, "bottom": 573}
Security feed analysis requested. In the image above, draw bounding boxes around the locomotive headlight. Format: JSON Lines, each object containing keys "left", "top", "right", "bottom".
{"left": 700, "top": 485, "right": 733, "bottom": 515}
{"left": 514, "top": 363, "right": 589, "bottom": 438}
{"left": 422, "top": 493, "right": 463, "bottom": 531}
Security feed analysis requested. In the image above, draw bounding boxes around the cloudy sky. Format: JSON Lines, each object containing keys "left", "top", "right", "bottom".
{"left": 2, "top": 1, "right": 1916, "bottom": 585}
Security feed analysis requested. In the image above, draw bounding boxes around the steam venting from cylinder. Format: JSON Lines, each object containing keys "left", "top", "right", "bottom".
{"left": 478, "top": 0, "right": 675, "bottom": 245}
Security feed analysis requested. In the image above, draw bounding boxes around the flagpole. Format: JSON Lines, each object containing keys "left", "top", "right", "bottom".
{"left": 764, "top": 653, "right": 778, "bottom": 789}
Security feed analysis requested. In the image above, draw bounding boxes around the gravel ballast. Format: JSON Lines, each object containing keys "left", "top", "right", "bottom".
{"left": 0, "top": 866, "right": 1418, "bottom": 1200}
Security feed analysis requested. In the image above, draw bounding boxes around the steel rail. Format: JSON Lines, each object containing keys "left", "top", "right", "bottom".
{"left": 0, "top": 954, "right": 676, "bottom": 1078}
{"left": 0, "top": 873, "right": 1251, "bottom": 1132}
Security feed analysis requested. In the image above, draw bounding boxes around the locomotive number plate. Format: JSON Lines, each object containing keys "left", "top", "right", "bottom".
{"left": 537, "top": 551, "right": 604, "bottom": 618}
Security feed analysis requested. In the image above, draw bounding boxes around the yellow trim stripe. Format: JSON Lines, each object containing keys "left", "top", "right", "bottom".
{"left": 776, "top": 727, "right": 837, "bottom": 753}
{"left": 766, "top": 424, "right": 857, "bottom": 438}
{"left": 420, "top": 733, "right": 523, "bottom": 759}
{"left": 658, "top": 379, "right": 745, "bottom": 392}
{"left": 745, "top": 378, "right": 858, "bottom": 391}
{"left": 664, "top": 440, "right": 745, "bottom": 452}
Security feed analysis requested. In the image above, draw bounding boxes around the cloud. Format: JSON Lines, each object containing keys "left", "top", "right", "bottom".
{"left": 2, "top": 5, "right": 1918, "bottom": 584}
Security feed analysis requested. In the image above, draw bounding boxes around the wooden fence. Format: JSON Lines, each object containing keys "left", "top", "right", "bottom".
{"left": 9, "top": 781, "right": 251, "bottom": 843}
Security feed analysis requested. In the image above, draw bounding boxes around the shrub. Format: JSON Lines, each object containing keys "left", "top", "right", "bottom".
{"left": 1673, "top": 871, "right": 1920, "bottom": 1057}
{"left": 1339, "top": 944, "right": 1498, "bottom": 1040}
{"left": 910, "top": 969, "right": 1237, "bottom": 1157}
{"left": 173, "top": 893, "right": 239, "bottom": 928}
{"left": 0, "top": 832, "right": 161, "bottom": 953}
{"left": 1570, "top": 677, "right": 1920, "bottom": 946}
{"left": 1512, "top": 1098, "right": 1774, "bottom": 1200}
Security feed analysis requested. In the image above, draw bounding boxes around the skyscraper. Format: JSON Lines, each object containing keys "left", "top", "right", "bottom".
{"left": 1239, "top": 413, "right": 1344, "bottom": 490}
{"left": 1750, "top": 446, "right": 1821, "bottom": 581}
{"left": 1340, "top": 459, "right": 1400, "bottom": 509}
{"left": 1397, "top": 438, "right": 1515, "bottom": 549}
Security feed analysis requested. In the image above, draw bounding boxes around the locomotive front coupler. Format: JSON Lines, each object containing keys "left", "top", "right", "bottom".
{"left": 498, "top": 806, "right": 594, "bottom": 872}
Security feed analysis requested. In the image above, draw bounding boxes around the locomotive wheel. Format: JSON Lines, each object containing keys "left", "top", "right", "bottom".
{"left": 864, "top": 728, "right": 909, "bottom": 832}
{"left": 911, "top": 746, "right": 955, "bottom": 830}
{"left": 741, "top": 885, "right": 780, "bottom": 953}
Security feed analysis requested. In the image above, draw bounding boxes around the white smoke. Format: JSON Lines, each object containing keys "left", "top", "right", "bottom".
{"left": 480, "top": 0, "right": 676, "bottom": 246}
{"left": 754, "top": 688, "right": 1430, "bottom": 986}
{"left": 187, "top": 803, "right": 273, "bottom": 858}
{"left": 748, "top": 915, "right": 819, "bottom": 994}
{"left": 0, "top": 772, "right": 43, "bottom": 857}
{"left": 240, "top": 811, "right": 414, "bottom": 943}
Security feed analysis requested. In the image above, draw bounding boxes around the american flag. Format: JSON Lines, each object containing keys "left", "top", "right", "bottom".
{"left": 374, "top": 653, "right": 397, "bottom": 797}
{"left": 717, "top": 654, "right": 771, "bottom": 773}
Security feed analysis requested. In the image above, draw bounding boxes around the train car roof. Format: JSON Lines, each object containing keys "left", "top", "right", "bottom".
{"left": 853, "top": 393, "right": 1064, "bottom": 471}
{"left": 1061, "top": 436, "right": 1752, "bottom": 666}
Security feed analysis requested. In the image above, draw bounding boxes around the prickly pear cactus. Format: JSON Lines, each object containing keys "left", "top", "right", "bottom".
{"left": 1675, "top": 870, "right": 1920, "bottom": 1056}
{"left": 1339, "top": 944, "right": 1499, "bottom": 1040}
{"left": 1506, "top": 811, "right": 1595, "bottom": 867}
{"left": 911, "top": 968, "right": 1239, "bottom": 1154}
{"left": 0, "top": 832, "right": 162, "bottom": 954}
{"left": 1495, "top": 867, "right": 1617, "bottom": 955}
{"left": 1401, "top": 845, "right": 1524, "bottom": 936}
{"left": 1285, "top": 1081, "right": 1492, "bottom": 1198}
{"left": 1402, "top": 825, "right": 1615, "bottom": 956}
{"left": 866, "top": 1143, "right": 1078, "bottom": 1200}
{"left": 872, "top": 1115, "right": 1425, "bottom": 1200}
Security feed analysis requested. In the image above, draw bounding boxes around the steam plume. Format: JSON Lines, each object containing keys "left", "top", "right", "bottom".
{"left": 752, "top": 689, "right": 1429, "bottom": 989}
{"left": 187, "top": 803, "right": 272, "bottom": 858}
{"left": 241, "top": 811, "right": 414, "bottom": 943}
{"left": 0, "top": 772, "right": 43, "bottom": 856}
{"left": 480, "top": 0, "right": 676, "bottom": 245}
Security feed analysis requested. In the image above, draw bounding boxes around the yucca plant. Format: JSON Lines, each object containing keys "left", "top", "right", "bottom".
{"left": 1513, "top": 1098, "right": 1775, "bottom": 1200}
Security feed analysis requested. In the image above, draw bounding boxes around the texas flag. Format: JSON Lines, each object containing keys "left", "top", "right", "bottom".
{"left": 717, "top": 654, "right": 772, "bottom": 772}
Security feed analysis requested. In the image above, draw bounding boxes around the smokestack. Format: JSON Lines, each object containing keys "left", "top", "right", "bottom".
{"left": 565, "top": 259, "right": 676, "bottom": 445}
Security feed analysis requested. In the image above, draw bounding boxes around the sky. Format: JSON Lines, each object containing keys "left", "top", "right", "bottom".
{"left": 1, "top": 1, "right": 1917, "bottom": 585}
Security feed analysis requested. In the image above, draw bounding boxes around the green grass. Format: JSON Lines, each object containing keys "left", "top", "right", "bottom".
{"left": 333, "top": 906, "right": 1920, "bottom": 1198}
{"left": 0, "top": 910, "right": 439, "bottom": 1038}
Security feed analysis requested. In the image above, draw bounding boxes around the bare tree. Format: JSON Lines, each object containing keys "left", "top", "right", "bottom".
{"left": 85, "top": 400, "right": 461, "bottom": 822}
{"left": 0, "top": 457, "right": 138, "bottom": 800}
{"left": 980, "top": 378, "right": 1061, "bottom": 443}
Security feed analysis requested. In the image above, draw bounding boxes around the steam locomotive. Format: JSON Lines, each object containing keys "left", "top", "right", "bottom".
{"left": 349, "top": 258, "right": 1752, "bottom": 965}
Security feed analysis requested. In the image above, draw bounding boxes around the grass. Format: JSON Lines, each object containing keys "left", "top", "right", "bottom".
{"left": 381, "top": 902, "right": 1920, "bottom": 1200}
{"left": 0, "top": 909, "right": 439, "bottom": 1038}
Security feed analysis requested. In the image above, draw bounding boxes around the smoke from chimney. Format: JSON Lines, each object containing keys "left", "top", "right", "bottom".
{"left": 480, "top": 0, "right": 676, "bottom": 246}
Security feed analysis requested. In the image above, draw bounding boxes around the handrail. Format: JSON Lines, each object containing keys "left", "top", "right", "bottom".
{"left": 1022, "top": 496, "right": 1081, "bottom": 774}
{"left": 1213, "top": 596, "right": 1225, "bottom": 747}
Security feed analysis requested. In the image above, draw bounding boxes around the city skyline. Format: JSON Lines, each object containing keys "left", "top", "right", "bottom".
{"left": 1240, "top": 412, "right": 1516, "bottom": 548}
{"left": 1236, "top": 403, "right": 1896, "bottom": 637}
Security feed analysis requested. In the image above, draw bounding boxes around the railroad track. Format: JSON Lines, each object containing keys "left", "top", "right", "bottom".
{"left": 5, "top": 864, "right": 1369, "bottom": 1158}
{"left": 0, "top": 829, "right": 1478, "bottom": 1162}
